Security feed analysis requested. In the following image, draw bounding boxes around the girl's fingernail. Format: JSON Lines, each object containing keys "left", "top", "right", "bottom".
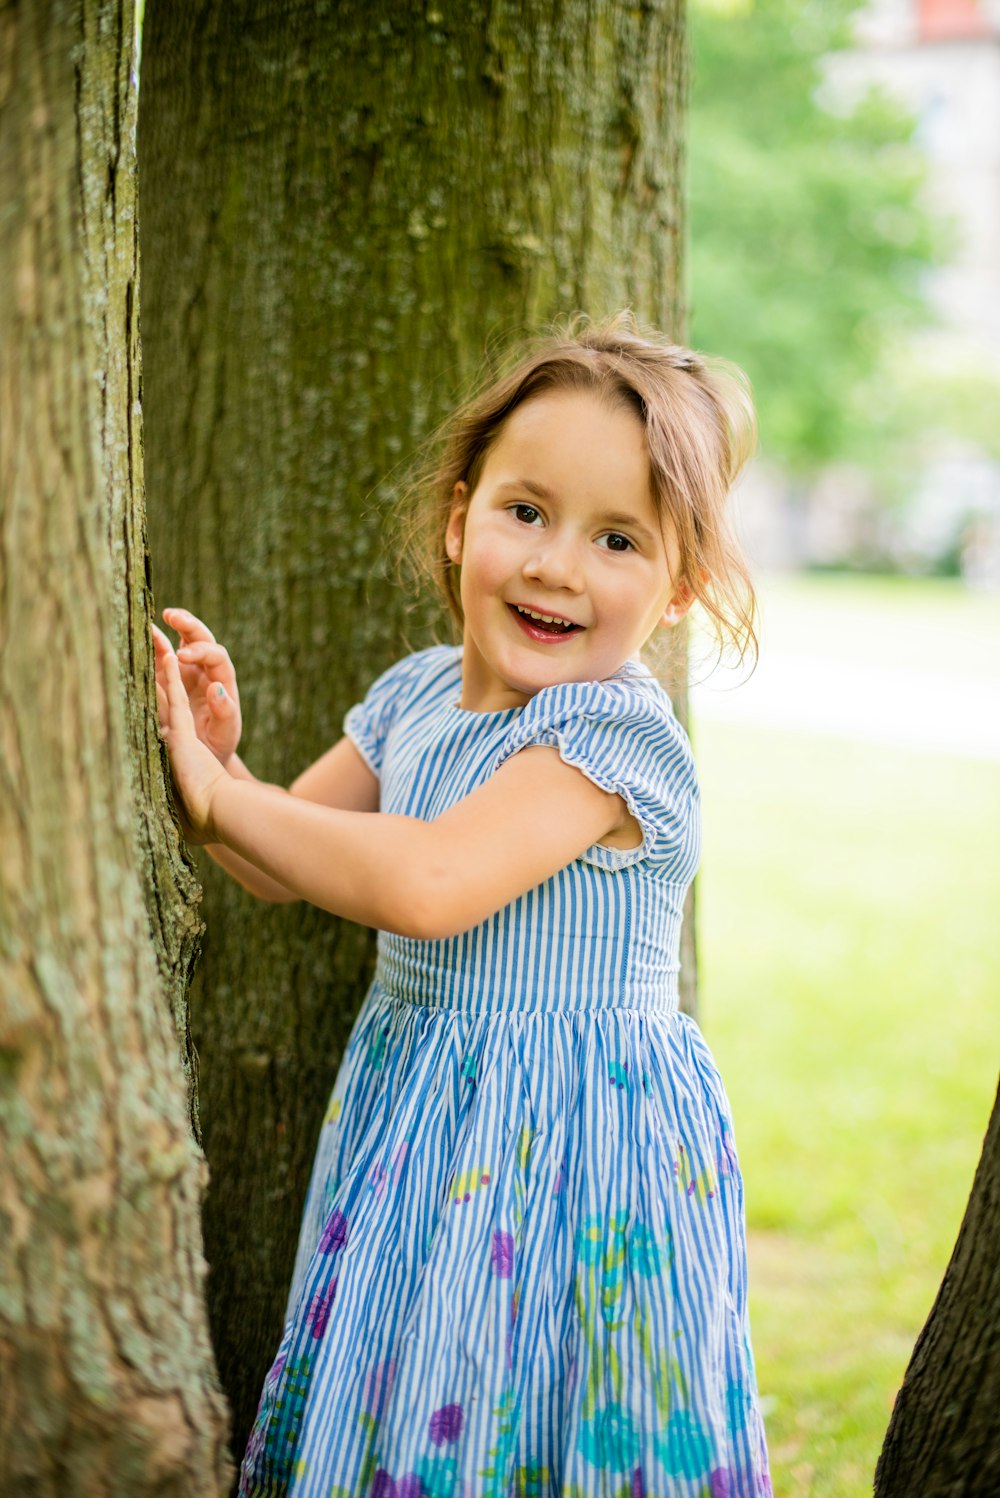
{"left": 217, "top": 686, "right": 226, "bottom": 699}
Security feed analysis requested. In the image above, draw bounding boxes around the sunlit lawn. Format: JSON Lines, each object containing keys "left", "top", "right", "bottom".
{"left": 693, "top": 574, "right": 1000, "bottom": 1498}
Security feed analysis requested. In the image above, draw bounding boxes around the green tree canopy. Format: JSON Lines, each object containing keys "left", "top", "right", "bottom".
{"left": 688, "top": 0, "right": 943, "bottom": 474}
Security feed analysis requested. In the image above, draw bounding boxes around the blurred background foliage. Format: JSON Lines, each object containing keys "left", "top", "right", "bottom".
{"left": 689, "top": 0, "right": 941, "bottom": 473}
{"left": 685, "top": 6, "right": 1000, "bottom": 1493}
{"left": 687, "top": 0, "right": 1000, "bottom": 579}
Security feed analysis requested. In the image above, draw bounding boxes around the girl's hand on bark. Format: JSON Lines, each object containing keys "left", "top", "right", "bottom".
{"left": 154, "top": 608, "right": 242, "bottom": 765}
{"left": 154, "top": 633, "right": 230, "bottom": 844}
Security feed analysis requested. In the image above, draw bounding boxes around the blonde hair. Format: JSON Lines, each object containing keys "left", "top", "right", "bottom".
{"left": 396, "top": 313, "right": 759, "bottom": 667}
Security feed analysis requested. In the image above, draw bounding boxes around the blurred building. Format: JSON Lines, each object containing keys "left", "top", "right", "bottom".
{"left": 740, "top": 0, "right": 1000, "bottom": 584}
{"left": 852, "top": 0, "right": 1000, "bottom": 353}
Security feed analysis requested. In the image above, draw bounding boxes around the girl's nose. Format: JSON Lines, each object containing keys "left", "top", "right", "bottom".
{"left": 523, "top": 536, "right": 584, "bottom": 592}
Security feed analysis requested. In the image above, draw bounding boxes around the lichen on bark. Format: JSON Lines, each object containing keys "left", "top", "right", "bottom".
{"left": 0, "top": 1, "right": 230, "bottom": 1490}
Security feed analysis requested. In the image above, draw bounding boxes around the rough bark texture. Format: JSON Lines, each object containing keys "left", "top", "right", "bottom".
{"left": 875, "top": 1078, "right": 1000, "bottom": 1496}
{"left": 138, "top": 0, "right": 688, "bottom": 1458}
{"left": 0, "top": 1, "right": 230, "bottom": 1490}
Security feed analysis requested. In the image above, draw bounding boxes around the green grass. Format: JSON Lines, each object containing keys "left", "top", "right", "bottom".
{"left": 692, "top": 575, "right": 1000, "bottom": 1498}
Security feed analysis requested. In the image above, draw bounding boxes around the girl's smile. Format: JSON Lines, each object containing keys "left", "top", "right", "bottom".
{"left": 508, "top": 602, "right": 583, "bottom": 640}
{"left": 445, "top": 390, "right": 691, "bottom": 711}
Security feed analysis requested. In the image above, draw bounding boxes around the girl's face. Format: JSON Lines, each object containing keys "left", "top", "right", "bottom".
{"left": 445, "top": 389, "right": 691, "bottom": 712}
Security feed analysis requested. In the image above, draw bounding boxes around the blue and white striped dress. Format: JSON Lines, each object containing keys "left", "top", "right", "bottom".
{"left": 239, "top": 645, "right": 771, "bottom": 1498}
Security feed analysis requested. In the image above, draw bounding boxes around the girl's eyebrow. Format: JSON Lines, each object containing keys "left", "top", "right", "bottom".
{"left": 498, "top": 478, "right": 557, "bottom": 500}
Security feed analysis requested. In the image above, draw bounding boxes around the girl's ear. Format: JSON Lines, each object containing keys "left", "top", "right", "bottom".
{"left": 445, "top": 481, "right": 468, "bottom": 565}
{"left": 659, "top": 576, "right": 700, "bottom": 628}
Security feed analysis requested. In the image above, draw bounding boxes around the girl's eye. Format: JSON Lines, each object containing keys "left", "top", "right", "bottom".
{"left": 598, "top": 532, "right": 633, "bottom": 553}
{"left": 511, "top": 503, "right": 542, "bottom": 525}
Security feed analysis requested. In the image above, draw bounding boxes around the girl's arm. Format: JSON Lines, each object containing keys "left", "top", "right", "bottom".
{"left": 202, "top": 754, "right": 299, "bottom": 903}
{"left": 202, "top": 742, "right": 379, "bottom": 904}
{"left": 210, "top": 747, "right": 620, "bottom": 939}
{"left": 159, "top": 649, "right": 626, "bottom": 939}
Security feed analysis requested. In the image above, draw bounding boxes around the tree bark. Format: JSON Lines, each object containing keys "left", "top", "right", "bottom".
{"left": 875, "top": 1077, "right": 1000, "bottom": 1496}
{"left": 138, "top": 0, "right": 688, "bottom": 1459}
{"left": 0, "top": 1, "right": 230, "bottom": 1490}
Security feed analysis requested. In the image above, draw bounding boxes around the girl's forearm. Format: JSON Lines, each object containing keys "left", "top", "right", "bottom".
{"left": 203, "top": 841, "right": 300, "bottom": 903}
{"left": 206, "top": 775, "right": 429, "bottom": 935}
{"left": 199, "top": 744, "right": 618, "bottom": 938}
{"left": 223, "top": 750, "right": 257, "bottom": 782}
{"left": 205, "top": 752, "right": 300, "bottom": 903}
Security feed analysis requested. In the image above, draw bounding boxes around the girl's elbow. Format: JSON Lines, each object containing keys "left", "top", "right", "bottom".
{"left": 404, "top": 912, "right": 480, "bottom": 941}
{"left": 391, "top": 868, "right": 482, "bottom": 941}
{"left": 264, "top": 888, "right": 302, "bottom": 906}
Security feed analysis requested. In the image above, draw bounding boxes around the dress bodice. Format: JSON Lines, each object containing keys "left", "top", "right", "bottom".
{"left": 344, "top": 646, "right": 700, "bottom": 1016}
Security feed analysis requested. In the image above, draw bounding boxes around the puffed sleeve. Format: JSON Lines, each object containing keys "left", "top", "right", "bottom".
{"left": 492, "top": 674, "right": 700, "bottom": 875}
{"left": 343, "top": 649, "right": 441, "bottom": 780}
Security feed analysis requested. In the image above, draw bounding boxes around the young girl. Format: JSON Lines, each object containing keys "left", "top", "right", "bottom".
{"left": 153, "top": 318, "right": 772, "bottom": 1498}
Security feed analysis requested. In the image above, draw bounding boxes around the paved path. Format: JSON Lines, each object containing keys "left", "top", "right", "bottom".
{"left": 691, "top": 652, "right": 1000, "bottom": 760}
{"left": 688, "top": 578, "right": 1000, "bottom": 761}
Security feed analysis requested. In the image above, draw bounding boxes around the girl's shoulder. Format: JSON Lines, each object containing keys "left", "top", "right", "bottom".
{"left": 362, "top": 643, "right": 462, "bottom": 707}
{"left": 513, "top": 660, "right": 690, "bottom": 758}
{"left": 493, "top": 662, "right": 697, "bottom": 871}
{"left": 344, "top": 645, "right": 461, "bottom": 776}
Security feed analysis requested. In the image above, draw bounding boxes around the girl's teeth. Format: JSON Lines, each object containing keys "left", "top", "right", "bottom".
{"left": 517, "top": 606, "right": 573, "bottom": 627}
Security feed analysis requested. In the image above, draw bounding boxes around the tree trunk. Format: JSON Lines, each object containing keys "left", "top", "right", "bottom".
{"left": 138, "top": 0, "right": 688, "bottom": 1459}
{"left": 875, "top": 1077, "right": 1000, "bottom": 1496}
{"left": 0, "top": 2, "right": 230, "bottom": 1490}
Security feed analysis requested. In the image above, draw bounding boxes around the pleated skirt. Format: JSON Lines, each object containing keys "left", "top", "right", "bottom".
{"left": 238, "top": 981, "right": 772, "bottom": 1498}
